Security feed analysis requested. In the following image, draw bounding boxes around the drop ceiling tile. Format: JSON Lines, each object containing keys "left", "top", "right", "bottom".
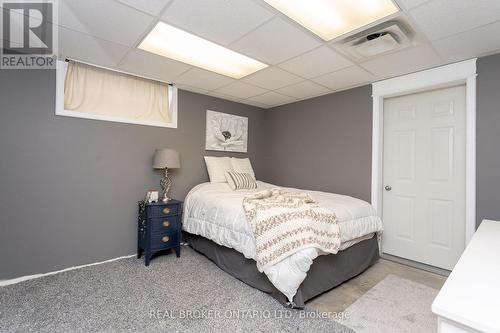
{"left": 59, "top": 0, "right": 155, "bottom": 46}
{"left": 312, "top": 66, "right": 375, "bottom": 91}
{"left": 396, "top": 0, "right": 431, "bottom": 9}
{"left": 230, "top": 17, "right": 321, "bottom": 65}
{"left": 59, "top": 27, "right": 130, "bottom": 68}
{"left": 162, "top": 0, "right": 274, "bottom": 46}
{"left": 359, "top": 44, "right": 441, "bottom": 78}
{"left": 118, "top": 49, "right": 190, "bottom": 82}
{"left": 174, "top": 68, "right": 234, "bottom": 91}
{"left": 278, "top": 46, "right": 353, "bottom": 79}
{"left": 207, "top": 91, "right": 244, "bottom": 103}
{"left": 275, "top": 81, "right": 330, "bottom": 99}
{"left": 213, "top": 82, "right": 267, "bottom": 100}
{"left": 409, "top": 0, "right": 500, "bottom": 41}
{"left": 241, "top": 67, "right": 303, "bottom": 90}
{"left": 116, "top": 0, "right": 172, "bottom": 16}
{"left": 246, "top": 91, "right": 296, "bottom": 107}
{"left": 176, "top": 84, "right": 210, "bottom": 95}
{"left": 433, "top": 21, "right": 500, "bottom": 62}
{"left": 239, "top": 100, "right": 270, "bottom": 109}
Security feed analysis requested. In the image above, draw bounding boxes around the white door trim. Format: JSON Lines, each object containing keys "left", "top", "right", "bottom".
{"left": 371, "top": 59, "right": 477, "bottom": 245}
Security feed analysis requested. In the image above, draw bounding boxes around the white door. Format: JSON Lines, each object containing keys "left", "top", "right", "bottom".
{"left": 382, "top": 85, "right": 466, "bottom": 270}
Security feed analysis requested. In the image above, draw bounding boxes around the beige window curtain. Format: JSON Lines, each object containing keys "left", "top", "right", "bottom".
{"left": 64, "top": 61, "right": 171, "bottom": 123}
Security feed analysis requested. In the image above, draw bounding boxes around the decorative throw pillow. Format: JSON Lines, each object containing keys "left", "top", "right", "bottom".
{"left": 230, "top": 157, "right": 256, "bottom": 180}
{"left": 204, "top": 156, "right": 233, "bottom": 183}
{"left": 225, "top": 171, "right": 258, "bottom": 190}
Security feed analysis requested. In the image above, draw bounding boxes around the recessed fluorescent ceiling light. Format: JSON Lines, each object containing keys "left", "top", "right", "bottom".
{"left": 264, "top": 0, "right": 399, "bottom": 41}
{"left": 138, "top": 22, "right": 268, "bottom": 79}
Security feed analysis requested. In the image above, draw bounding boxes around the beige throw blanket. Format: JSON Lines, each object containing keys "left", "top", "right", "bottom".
{"left": 243, "top": 189, "right": 341, "bottom": 271}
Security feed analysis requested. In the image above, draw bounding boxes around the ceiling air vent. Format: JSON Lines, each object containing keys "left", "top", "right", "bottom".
{"left": 336, "top": 21, "right": 414, "bottom": 61}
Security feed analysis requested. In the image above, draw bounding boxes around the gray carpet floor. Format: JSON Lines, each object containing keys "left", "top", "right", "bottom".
{"left": 0, "top": 246, "right": 352, "bottom": 333}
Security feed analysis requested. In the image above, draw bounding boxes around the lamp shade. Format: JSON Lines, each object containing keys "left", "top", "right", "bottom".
{"left": 153, "top": 148, "right": 180, "bottom": 169}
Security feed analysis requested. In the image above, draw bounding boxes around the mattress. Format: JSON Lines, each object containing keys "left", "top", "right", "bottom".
{"left": 183, "top": 181, "right": 383, "bottom": 303}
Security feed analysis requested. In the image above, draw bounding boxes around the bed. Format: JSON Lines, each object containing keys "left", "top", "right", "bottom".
{"left": 182, "top": 181, "right": 383, "bottom": 308}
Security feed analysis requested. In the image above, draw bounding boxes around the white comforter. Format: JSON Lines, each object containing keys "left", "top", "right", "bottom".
{"left": 183, "top": 181, "right": 383, "bottom": 303}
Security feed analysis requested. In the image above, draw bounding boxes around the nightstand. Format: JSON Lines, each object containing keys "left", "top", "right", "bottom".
{"left": 137, "top": 199, "right": 182, "bottom": 266}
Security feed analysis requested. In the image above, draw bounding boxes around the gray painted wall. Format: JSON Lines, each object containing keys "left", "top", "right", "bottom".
{"left": 262, "top": 85, "right": 373, "bottom": 202}
{"left": 262, "top": 54, "right": 500, "bottom": 228}
{"left": 2, "top": 54, "right": 500, "bottom": 280}
{"left": 0, "top": 69, "right": 265, "bottom": 279}
{"left": 476, "top": 54, "right": 500, "bottom": 226}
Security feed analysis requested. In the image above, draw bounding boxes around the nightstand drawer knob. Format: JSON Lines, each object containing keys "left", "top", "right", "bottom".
{"left": 161, "top": 236, "right": 170, "bottom": 243}
{"left": 162, "top": 207, "right": 171, "bottom": 214}
{"left": 162, "top": 220, "right": 170, "bottom": 228}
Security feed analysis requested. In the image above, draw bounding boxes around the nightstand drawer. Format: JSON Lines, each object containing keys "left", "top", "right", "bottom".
{"left": 150, "top": 216, "right": 180, "bottom": 234}
{"left": 148, "top": 204, "right": 180, "bottom": 217}
{"left": 151, "top": 232, "right": 178, "bottom": 250}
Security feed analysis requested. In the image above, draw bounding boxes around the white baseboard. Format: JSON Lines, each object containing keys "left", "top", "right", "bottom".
{"left": 0, "top": 254, "right": 136, "bottom": 287}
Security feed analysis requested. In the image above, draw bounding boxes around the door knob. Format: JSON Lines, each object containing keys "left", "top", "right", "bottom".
{"left": 385, "top": 185, "right": 392, "bottom": 191}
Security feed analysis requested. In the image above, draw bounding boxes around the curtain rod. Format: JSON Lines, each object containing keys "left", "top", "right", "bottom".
{"left": 64, "top": 57, "right": 174, "bottom": 87}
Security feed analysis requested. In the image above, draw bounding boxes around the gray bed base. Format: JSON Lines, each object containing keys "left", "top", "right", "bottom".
{"left": 183, "top": 232, "right": 379, "bottom": 308}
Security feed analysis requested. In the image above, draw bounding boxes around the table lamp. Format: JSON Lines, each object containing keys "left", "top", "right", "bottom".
{"left": 153, "top": 148, "right": 180, "bottom": 202}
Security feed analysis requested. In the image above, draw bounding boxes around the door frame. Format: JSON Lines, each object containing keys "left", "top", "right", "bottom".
{"left": 371, "top": 58, "right": 477, "bottom": 245}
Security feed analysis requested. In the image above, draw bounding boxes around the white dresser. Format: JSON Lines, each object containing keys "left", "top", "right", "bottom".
{"left": 432, "top": 220, "right": 500, "bottom": 333}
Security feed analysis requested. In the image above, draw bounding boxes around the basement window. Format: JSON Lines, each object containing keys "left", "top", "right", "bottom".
{"left": 55, "top": 60, "right": 178, "bottom": 128}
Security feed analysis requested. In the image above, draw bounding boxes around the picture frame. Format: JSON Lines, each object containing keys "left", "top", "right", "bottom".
{"left": 145, "top": 190, "right": 159, "bottom": 203}
{"left": 205, "top": 110, "right": 248, "bottom": 153}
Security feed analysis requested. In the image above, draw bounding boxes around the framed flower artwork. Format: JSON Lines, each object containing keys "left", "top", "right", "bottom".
{"left": 205, "top": 110, "right": 248, "bottom": 153}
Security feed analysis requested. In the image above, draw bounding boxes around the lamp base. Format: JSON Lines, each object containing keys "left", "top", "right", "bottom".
{"left": 160, "top": 168, "right": 172, "bottom": 202}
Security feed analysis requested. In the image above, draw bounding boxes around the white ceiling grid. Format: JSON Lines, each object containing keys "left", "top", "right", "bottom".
{"left": 41, "top": 0, "right": 500, "bottom": 108}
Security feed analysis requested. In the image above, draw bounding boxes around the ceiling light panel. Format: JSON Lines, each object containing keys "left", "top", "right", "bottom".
{"left": 138, "top": 22, "right": 268, "bottom": 79}
{"left": 263, "top": 0, "right": 399, "bottom": 41}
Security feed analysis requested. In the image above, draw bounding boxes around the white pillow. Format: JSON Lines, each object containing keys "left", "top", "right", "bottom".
{"left": 204, "top": 156, "right": 233, "bottom": 183}
{"left": 230, "top": 157, "right": 256, "bottom": 180}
